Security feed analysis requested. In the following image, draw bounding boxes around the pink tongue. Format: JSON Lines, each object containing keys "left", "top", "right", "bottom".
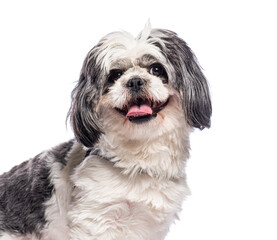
{"left": 126, "top": 104, "right": 153, "bottom": 118}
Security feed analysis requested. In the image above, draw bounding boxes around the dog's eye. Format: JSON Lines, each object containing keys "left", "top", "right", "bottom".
{"left": 149, "top": 64, "right": 168, "bottom": 83}
{"left": 108, "top": 70, "right": 123, "bottom": 82}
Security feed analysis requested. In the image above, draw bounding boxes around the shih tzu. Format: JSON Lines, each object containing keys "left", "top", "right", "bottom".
{"left": 0, "top": 23, "right": 211, "bottom": 240}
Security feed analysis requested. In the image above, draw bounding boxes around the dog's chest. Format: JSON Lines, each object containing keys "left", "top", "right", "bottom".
{"left": 68, "top": 157, "right": 188, "bottom": 240}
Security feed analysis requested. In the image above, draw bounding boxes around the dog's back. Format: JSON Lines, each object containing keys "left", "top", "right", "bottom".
{"left": 0, "top": 140, "right": 76, "bottom": 239}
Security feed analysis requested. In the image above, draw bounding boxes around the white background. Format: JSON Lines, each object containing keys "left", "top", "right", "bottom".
{"left": 0, "top": 0, "right": 276, "bottom": 239}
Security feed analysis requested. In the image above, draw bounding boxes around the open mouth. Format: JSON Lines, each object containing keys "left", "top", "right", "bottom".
{"left": 115, "top": 97, "right": 170, "bottom": 124}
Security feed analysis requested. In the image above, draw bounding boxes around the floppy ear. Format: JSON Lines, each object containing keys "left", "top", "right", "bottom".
{"left": 151, "top": 30, "right": 212, "bottom": 129}
{"left": 68, "top": 51, "right": 103, "bottom": 147}
{"left": 178, "top": 39, "right": 212, "bottom": 129}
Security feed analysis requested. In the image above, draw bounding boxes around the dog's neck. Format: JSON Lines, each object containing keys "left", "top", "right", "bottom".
{"left": 93, "top": 124, "right": 191, "bottom": 180}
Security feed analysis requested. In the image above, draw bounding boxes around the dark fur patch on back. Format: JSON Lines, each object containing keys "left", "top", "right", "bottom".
{"left": 0, "top": 154, "right": 53, "bottom": 237}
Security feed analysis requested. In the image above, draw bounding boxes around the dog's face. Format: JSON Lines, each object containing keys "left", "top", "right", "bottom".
{"left": 69, "top": 26, "right": 212, "bottom": 147}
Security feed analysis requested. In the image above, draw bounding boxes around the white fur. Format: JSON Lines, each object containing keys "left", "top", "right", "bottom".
{"left": 41, "top": 143, "right": 86, "bottom": 240}
{"left": 67, "top": 120, "right": 190, "bottom": 239}
{"left": 91, "top": 25, "right": 166, "bottom": 75}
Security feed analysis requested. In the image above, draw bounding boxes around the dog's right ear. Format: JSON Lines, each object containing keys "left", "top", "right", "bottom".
{"left": 68, "top": 51, "right": 103, "bottom": 148}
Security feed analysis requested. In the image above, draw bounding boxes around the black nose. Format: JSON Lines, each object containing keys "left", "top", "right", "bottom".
{"left": 126, "top": 78, "right": 144, "bottom": 92}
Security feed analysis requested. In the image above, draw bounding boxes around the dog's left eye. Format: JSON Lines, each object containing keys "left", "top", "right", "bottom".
{"left": 108, "top": 70, "right": 123, "bottom": 82}
{"left": 149, "top": 64, "right": 168, "bottom": 83}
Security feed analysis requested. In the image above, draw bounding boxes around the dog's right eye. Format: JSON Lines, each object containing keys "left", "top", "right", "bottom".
{"left": 108, "top": 70, "right": 123, "bottom": 82}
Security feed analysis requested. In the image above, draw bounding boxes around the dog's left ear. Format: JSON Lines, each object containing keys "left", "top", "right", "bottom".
{"left": 179, "top": 40, "right": 212, "bottom": 130}
{"left": 152, "top": 30, "right": 212, "bottom": 129}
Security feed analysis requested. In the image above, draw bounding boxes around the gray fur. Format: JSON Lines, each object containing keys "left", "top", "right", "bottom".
{"left": 0, "top": 140, "right": 75, "bottom": 237}
{"left": 68, "top": 44, "right": 105, "bottom": 147}
{"left": 0, "top": 154, "right": 52, "bottom": 237}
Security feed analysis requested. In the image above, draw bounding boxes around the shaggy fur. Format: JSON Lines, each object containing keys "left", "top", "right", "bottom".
{"left": 0, "top": 23, "right": 211, "bottom": 240}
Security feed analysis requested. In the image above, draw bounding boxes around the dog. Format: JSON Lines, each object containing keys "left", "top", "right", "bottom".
{"left": 0, "top": 23, "right": 212, "bottom": 240}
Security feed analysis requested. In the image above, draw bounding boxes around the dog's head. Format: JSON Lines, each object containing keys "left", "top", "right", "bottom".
{"left": 68, "top": 24, "right": 212, "bottom": 147}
